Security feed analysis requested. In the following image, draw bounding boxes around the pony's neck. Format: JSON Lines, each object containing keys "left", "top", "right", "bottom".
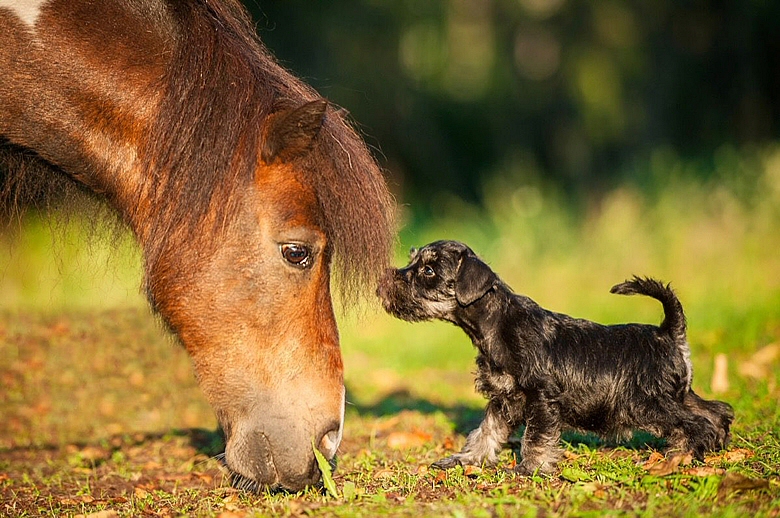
{"left": 1, "top": 1, "right": 172, "bottom": 234}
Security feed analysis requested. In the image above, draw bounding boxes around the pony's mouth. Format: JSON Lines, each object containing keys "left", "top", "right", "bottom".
{"left": 215, "top": 443, "right": 336, "bottom": 494}
{"left": 215, "top": 431, "right": 282, "bottom": 493}
{"left": 228, "top": 469, "right": 280, "bottom": 494}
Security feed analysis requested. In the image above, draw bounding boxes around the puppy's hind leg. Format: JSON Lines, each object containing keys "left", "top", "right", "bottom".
{"left": 433, "top": 398, "right": 514, "bottom": 470}
{"left": 683, "top": 390, "right": 734, "bottom": 450}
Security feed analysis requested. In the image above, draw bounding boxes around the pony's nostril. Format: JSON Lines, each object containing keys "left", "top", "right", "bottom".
{"left": 318, "top": 428, "right": 341, "bottom": 459}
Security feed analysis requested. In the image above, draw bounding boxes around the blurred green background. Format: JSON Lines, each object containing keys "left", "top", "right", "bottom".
{"left": 1, "top": 0, "right": 779, "bottom": 441}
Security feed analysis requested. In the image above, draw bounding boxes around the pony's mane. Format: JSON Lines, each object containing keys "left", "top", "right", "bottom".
{"left": 136, "top": 0, "right": 395, "bottom": 301}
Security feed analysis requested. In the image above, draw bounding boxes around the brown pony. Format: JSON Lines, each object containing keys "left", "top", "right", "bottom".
{"left": 0, "top": 0, "right": 394, "bottom": 491}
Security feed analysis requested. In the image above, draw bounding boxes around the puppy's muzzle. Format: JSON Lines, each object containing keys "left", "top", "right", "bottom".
{"left": 377, "top": 268, "right": 420, "bottom": 320}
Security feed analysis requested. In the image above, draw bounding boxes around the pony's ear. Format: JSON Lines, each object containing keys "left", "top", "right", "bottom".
{"left": 455, "top": 254, "right": 497, "bottom": 306}
{"left": 261, "top": 100, "right": 328, "bottom": 164}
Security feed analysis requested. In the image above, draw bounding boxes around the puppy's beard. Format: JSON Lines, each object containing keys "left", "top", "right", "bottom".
{"left": 382, "top": 297, "right": 457, "bottom": 322}
{"left": 415, "top": 298, "right": 459, "bottom": 321}
{"left": 379, "top": 286, "right": 458, "bottom": 322}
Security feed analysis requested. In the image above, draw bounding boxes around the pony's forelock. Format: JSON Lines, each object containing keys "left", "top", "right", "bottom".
{"left": 134, "top": 0, "right": 395, "bottom": 304}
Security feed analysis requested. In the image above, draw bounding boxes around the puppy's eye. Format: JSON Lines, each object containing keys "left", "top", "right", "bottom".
{"left": 281, "top": 243, "right": 312, "bottom": 268}
{"left": 422, "top": 265, "right": 435, "bottom": 277}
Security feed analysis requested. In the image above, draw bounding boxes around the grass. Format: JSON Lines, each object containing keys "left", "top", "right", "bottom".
{"left": 1, "top": 145, "right": 780, "bottom": 516}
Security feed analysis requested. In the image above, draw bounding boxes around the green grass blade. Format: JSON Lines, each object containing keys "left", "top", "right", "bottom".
{"left": 312, "top": 438, "right": 339, "bottom": 498}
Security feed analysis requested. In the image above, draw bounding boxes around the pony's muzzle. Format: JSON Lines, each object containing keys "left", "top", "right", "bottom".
{"left": 224, "top": 389, "right": 345, "bottom": 492}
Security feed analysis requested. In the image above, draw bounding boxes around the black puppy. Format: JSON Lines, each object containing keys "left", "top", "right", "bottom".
{"left": 377, "top": 240, "right": 734, "bottom": 475}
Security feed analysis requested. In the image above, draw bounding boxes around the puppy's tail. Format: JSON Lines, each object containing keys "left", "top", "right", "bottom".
{"left": 610, "top": 276, "right": 687, "bottom": 344}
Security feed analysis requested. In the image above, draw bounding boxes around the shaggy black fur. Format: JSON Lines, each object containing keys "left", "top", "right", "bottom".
{"left": 377, "top": 240, "right": 734, "bottom": 475}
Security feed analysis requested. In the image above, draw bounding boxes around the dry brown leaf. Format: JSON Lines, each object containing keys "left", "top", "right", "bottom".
{"left": 641, "top": 451, "right": 666, "bottom": 469}
{"left": 386, "top": 430, "right": 431, "bottom": 449}
{"left": 134, "top": 487, "right": 149, "bottom": 499}
{"left": 192, "top": 472, "right": 214, "bottom": 483}
{"left": 80, "top": 511, "right": 118, "bottom": 518}
{"left": 723, "top": 448, "right": 754, "bottom": 462}
{"left": 707, "top": 448, "right": 755, "bottom": 464}
{"left": 416, "top": 465, "right": 429, "bottom": 476}
{"left": 684, "top": 466, "right": 725, "bottom": 476}
{"left": 79, "top": 445, "right": 110, "bottom": 462}
{"left": 373, "top": 468, "right": 395, "bottom": 480}
{"left": 47, "top": 320, "right": 71, "bottom": 336}
{"left": 644, "top": 453, "right": 691, "bottom": 476}
{"left": 717, "top": 472, "right": 770, "bottom": 498}
{"left": 463, "top": 465, "right": 482, "bottom": 478}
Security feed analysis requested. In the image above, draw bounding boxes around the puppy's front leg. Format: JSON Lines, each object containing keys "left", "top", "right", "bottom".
{"left": 515, "top": 392, "right": 562, "bottom": 476}
{"left": 433, "top": 398, "right": 513, "bottom": 470}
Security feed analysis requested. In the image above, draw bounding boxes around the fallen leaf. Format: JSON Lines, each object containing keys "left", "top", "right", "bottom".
{"left": 47, "top": 320, "right": 71, "bottom": 336}
{"left": 79, "top": 446, "right": 110, "bottom": 462}
{"left": 386, "top": 430, "right": 432, "bottom": 449}
{"left": 717, "top": 472, "right": 770, "bottom": 498}
{"left": 463, "top": 465, "right": 482, "bottom": 478}
{"left": 215, "top": 487, "right": 240, "bottom": 496}
{"left": 723, "top": 448, "right": 754, "bottom": 462}
{"left": 373, "top": 468, "right": 395, "bottom": 480}
{"left": 192, "top": 472, "right": 213, "bottom": 483}
{"left": 134, "top": 487, "right": 149, "bottom": 499}
{"left": 81, "top": 511, "right": 118, "bottom": 518}
{"left": 644, "top": 453, "right": 691, "bottom": 476}
{"left": 416, "top": 465, "right": 429, "bottom": 476}
{"left": 641, "top": 451, "right": 665, "bottom": 469}
{"left": 684, "top": 466, "right": 725, "bottom": 476}
{"left": 217, "top": 512, "right": 247, "bottom": 518}
{"left": 59, "top": 498, "right": 78, "bottom": 506}
{"left": 706, "top": 448, "right": 754, "bottom": 464}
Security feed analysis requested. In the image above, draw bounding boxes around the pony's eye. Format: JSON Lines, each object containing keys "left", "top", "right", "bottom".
{"left": 281, "top": 243, "right": 311, "bottom": 268}
{"left": 422, "top": 265, "right": 435, "bottom": 277}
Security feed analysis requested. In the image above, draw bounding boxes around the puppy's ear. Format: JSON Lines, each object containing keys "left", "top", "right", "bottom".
{"left": 455, "top": 254, "right": 497, "bottom": 306}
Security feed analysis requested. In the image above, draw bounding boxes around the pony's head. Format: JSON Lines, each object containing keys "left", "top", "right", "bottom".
{"left": 126, "top": 3, "right": 395, "bottom": 491}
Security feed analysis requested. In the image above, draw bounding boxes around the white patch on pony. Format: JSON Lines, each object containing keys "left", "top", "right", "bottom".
{"left": 0, "top": 0, "right": 49, "bottom": 27}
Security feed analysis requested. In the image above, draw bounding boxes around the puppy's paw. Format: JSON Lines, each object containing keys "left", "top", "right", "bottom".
{"left": 512, "top": 460, "right": 556, "bottom": 477}
{"left": 431, "top": 455, "right": 463, "bottom": 470}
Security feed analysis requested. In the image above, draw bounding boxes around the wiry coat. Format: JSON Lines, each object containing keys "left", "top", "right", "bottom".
{"left": 378, "top": 240, "right": 733, "bottom": 474}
